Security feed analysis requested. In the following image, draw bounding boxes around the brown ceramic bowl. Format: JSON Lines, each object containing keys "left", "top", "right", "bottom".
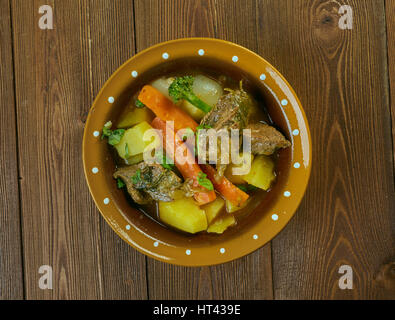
{"left": 82, "top": 38, "right": 311, "bottom": 266}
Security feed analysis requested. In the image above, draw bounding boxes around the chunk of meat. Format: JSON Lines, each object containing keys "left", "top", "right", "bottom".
{"left": 113, "top": 162, "right": 187, "bottom": 204}
{"left": 199, "top": 85, "right": 255, "bottom": 177}
{"left": 243, "top": 123, "right": 291, "bottom": 155}
{"left": 200, "top": 86, "right": 252, "bottom": 131}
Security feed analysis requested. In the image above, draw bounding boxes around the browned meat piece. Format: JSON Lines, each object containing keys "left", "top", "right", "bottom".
{"left": 113, "top": 162, "right": 186, "bottom": 204}
{"left": 200, "top": 86, "right": 252, "bottom": 131}
{"left": 243, "top": 123, "right": 291, "bottom": 155}
{"left": 199, "top": 85, "right": 255, "bottom": 176}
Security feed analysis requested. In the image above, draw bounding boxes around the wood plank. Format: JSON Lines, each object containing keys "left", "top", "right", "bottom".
{"left": 386, "top": 0, "right": 395, "bottom": 176}
{"left": 0, "top": 0, "right": 24, "bottom": 300}
{"left": 266, "top": 0, "right": 394, "bottom": 299}
{"left": 11, "top": 0, "right": 146, "bottom": 299}
{"left": 134, "top": 0, "right": 273, "bottom": 300}
{"left": 82, "top": 0, "right": 147, "bottom": 299}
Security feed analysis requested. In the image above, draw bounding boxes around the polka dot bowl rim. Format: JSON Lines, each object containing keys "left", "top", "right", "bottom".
{"left": 82, "top": 38, "right": 312, "bottom": 266}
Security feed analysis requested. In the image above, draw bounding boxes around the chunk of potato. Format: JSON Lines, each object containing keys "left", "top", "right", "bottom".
{"left": 202, "top": 197, "right": 225, "bottom": 224}
{"left": 159, "top": 198, "right": 208, "bottom": 234}
{"left": 192, "top": 75, "right": 223, "bottom": 107}
{"left": 241, "top": 155, "right": 276, "bottom": 190}
{"left": 115, "top": 121, "right": 159, "bottom": 159}
{"left": 225, "top": 198, "right": 249, "bottom": 213}
{"left": 117, "top": 107, "right": 154, "bottom": 129}
{"left": 224, "top": 153, "right": 254, "bottom": 184}
{"left": 125, "top": 153, "right": 144, "bottom": 165}
{"left": 207, "top": 214, "right": 236, "bottom": 234}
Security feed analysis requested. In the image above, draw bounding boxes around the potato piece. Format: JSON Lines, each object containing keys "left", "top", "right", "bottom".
{"left": 115, "top": 121, "right": 159, "bottom": 159}
{"left": 125, "top": 153, "right": 144, "bottom": 165}
{"left": 159, "top": 198, "right": 208, "bottom": 234}
{"left": 225, "top": 198, "right": 249, "bottom": 213}
{"left": 224, "top": 153, "right": 254, "bottom": 184}
{"left": 192, "top": 75, "right": 223, "bottom": 107}
{"left": 241, "top": 155, "right": 276, "bottom": 190}
{"left": 117, "top": 107, "right": 154, "bottom": 129}
{"left": 150, "top": 77, "right": 174, "bottom": 99}
{"left": 202, "top": 197, "right": 225, "bottom": 224}
{"left": 178, "top": 100, "right": 205, "bottom": 121}
{"left": 207, "top": 214, "right": 236, "bottom": 234}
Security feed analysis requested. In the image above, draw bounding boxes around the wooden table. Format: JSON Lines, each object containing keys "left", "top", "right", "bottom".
{"left": 0, "top": 0, "right": 393, "bottom": 300}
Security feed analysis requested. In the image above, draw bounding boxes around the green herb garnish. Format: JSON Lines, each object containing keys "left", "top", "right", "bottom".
{"left": 156, "top": 152, "right": 175, "bottom": 170}
{"left": 131, "top": 169, "right": 141, "bottom": 185}
{"left": 197, "top": 172, "right": 214, "bottom": 191}
{"left": 101, "top": 121, "right": 125, "bottom": 146}
{"left": 182, "top": 127, "right": 195, "bottom": 142}
{"left": 135, "top": 99, "right": 145, "bottom": 108}
{"left": 237, "top": 184, "right": 258, "bottom": 193}
{"left": 117, "top": 178, "right": 125, "bottom": 189}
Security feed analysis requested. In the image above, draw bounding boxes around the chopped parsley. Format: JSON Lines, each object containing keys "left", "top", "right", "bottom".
{"left": 156, "top": 152, "right": 175, "bottom": 170}
{"left": 116, "top": 178, "right": 125, "bottom": 189}
{"left": 101, "top": 121, "right": 125, "bottom": 146}
{"left": 197, "top": 172, "right": 214, "bottom": 191}
{"left": 237, "top": 184, "right": 258, "bottom": 193}
{"left": 131, "top": 169, "right": 141, "bottom": 185}
{"left": 135, "top": 99, "right": 145, "bottom": 108}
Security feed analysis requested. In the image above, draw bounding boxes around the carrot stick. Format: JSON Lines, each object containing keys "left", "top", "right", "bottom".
{"left": 201, "top": 164, "right": 249, "bottom": 207}
{"left": 151, "top": 117, "right": 216, "bottom": 205}
{"left": 139, "top": 85, "right": 198, "bottom": 132}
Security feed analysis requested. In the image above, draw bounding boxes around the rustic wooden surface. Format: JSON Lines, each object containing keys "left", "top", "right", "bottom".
{"left": 0, "top": 0, "right": 393, "bottom": 300}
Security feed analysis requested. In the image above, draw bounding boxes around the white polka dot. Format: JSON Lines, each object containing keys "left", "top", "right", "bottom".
{"left": 294, "top": 162, "right": 301, "bottom": 169}
{"left": 220, "top": 248, "right": 225, "bottom": 254}
{"left": 232, "top": 56, "right": 239, "bottom": 63}
{"left": 154, "top": 241, "right": 159, "bottom": 247}
{"left": 253, "top": 234, "right": 258, "bottom": 240}
{"left": 271, "top": 214, "right": 279, "bottom": 221}
{"left": 108, "top": 96, "right": 115, "bottom": 104}
{"left": 92, "top": 167, "right": 99, "bottom": 174}
{"left": 103, "top": 198, "right": 110, "bottom": 205}
{"left": 93, "top": 131, "right": 100, "bottom": 137}
{"left": 292, "top": 129, "right": 300, "bottom": 136}
{"left": 125, "top": 225, "right": 131, "bottom": 230}
{"left": 186, "top": 249, "right": 191, "bottom": 255}
{"left": 162, "top": 52, "right": 169, "bottom": 60}
{"left": 284, "top": 191, "right": 291, "bottom": 197}
{"left": 131, "top": 70, "right": 138, "bottom": 78}
{"left": 260, "top": 74, "right": 266, "bottom": 81}
{"left": 198, "top": 49, "right": 205, "bottom": 56}
{"left": 281, "top": 99, "right": 288, "bottom": 106}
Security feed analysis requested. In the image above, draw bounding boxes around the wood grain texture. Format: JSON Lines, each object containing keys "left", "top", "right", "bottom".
{"left": 11, "top": 0, "right": 146, "bottom": 299}
{"left": 386, "top": 0, "right": 395, "bottom": 176}
{"left": 134, "top": 0, "right": 273, "bottom": 300}
{"left": 265, "top": 0, "right": 394, "bottom": 299}
{"left": 0, "top": 0, "right": 24, "bottom": 300}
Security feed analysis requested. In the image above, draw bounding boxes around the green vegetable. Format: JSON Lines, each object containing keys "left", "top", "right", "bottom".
{"left": 101, "top": 121, "right": 125, "bottom": 146}
{"left": 181, "top": 127, "right": 195, "bottom": 141}
{"left": 135, "top": 99, "right": 145, "bottom": 108}
{"left": 132, "top": 169, "right": 141, "bottom": 185}
{"left": 125, "top": 143, "right": 130, "bottom": 159}
{"left": 197, "top": 172, "right": 214, "bottom": 191}
{"left": 117, "top": 178, "right": 125, "bottom": 189}
{"left": 156, "top": 152, "right": 175, "bottom": 170}
{"left": 168, "top": 76, "right": 212, "bottom": 113}
{"left": 237, "top": 184, "right": 258, "bottom": 193}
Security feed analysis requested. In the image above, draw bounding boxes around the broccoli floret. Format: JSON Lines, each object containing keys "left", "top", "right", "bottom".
{"left": 168, "top": 76, "right": 212, "bottom": 113}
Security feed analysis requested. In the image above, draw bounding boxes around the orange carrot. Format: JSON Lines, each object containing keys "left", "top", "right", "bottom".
{"left": 201, "top": 164, "right": 249, "bottom": 207}
{"left": 138, "top": 85, "right": 198, "bottom": 132}
{"left": 151, "top": 117, "right": 216, "bottom": 205}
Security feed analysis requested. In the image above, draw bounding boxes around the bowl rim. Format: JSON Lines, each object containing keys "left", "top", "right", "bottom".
{"left": 83, "top": 37, "right": 312, "bottom": 266}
